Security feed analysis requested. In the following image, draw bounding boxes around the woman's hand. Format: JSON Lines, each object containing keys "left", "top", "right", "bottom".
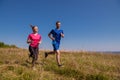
{"left": 38, "top": 41, "right": 42, "bottom": 44}
{"left": 27, "top": 39, "right": 32, "bottom": 44}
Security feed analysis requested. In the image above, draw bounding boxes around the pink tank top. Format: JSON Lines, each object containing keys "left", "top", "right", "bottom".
{"left": 28, "top": 33, "right": 42, "bottom": 47}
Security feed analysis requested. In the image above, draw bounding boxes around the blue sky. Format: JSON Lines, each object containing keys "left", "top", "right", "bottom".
{"left": 0, "top": 0, "right": 120, "bottom": 51}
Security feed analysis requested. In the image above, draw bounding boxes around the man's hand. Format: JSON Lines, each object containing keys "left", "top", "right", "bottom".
{"left": 61, "top": 33, "right": 64, "bottom": 38}
{"left": 51, "top": 37, "right": 55, "bottom": 40}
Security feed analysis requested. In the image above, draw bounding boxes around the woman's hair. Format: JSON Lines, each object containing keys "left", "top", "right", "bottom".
{"left": 30, "top": 24, "right": 37, "bottom": 29}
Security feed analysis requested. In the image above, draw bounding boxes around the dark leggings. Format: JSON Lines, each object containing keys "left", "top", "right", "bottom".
{"left": 29, "top": 46, "right": 39, "bottom": 66}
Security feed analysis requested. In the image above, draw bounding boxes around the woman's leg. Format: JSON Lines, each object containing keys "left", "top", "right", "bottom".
{"left": 35, "top": 47, "right": 39, "bottom": 61}
{"left": 29, "top": 46, "right": 33, "bottom": 58}
{"left": 31, "top": 47, "right": 36, "bottom": 67}
{"left": 32, "top": 47, "right": 39, "bottom": 67}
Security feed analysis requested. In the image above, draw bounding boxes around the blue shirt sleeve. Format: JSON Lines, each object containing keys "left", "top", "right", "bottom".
{"left": 50, "top": 29, "right": 54, "bottom": 34}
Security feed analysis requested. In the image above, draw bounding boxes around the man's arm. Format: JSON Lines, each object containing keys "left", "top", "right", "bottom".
{"left": 61, "top": 33, "right": 64, "bottom": 38}
{"left": 48, "top": 32, "right": 55, "bottom": 40}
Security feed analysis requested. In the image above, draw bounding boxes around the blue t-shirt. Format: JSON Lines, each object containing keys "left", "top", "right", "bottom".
{"left": 50, "top": 28, "right": 64, "bottom": 43}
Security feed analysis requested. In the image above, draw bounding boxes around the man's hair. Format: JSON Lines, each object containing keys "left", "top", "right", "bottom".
{"left": 56, "top": 21, "right": 61, "bottom": 25}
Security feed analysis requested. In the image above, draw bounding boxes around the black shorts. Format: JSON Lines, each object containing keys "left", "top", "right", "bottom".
{"left": 29, "top": 46, "right": 39, "bottom": 60}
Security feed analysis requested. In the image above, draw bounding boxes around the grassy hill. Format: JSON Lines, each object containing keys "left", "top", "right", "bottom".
{"left": 0, "top": 42, "right": 17, "bottom": 48}
{"left": 0, "top": 48, "right": 120, "bottom": 80}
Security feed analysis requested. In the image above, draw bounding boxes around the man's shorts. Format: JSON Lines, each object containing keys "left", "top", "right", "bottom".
{"left": 52, "top": 40, "right": 60, "bottom": 51}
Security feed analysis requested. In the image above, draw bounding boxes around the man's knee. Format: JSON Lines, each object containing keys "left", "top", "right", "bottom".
{"left": 56, "top": 50, "right": 60, "bottom": 55}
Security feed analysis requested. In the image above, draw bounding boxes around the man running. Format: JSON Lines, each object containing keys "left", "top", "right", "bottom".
{"left": 45, "top": 21, "right": 64, "bottom": 67}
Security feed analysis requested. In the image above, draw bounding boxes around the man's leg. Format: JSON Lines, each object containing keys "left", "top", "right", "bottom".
{"left": 45, "top": 42, "right": 58, "bottom": 58}
{"left": 56, "top": 50, "right": 61, "bottom": 66}
{"left": 45, "top": 51, "right": 55, "bottom": 58}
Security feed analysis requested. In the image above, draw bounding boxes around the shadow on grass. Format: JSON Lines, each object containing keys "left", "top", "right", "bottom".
{"left": 21, "top": 63, "right": 30, "bottom": 68}
{"left": 44, "top": 64, "right": 109, "bottom": 80}
{"left": 20, "top": 60, "right": 31, "bottom": 68}
{"left": 44, "top": 65, "right": 85, "bottom": 80}
{"left": 21, "top": 60, "right": 44, "bottom": 69}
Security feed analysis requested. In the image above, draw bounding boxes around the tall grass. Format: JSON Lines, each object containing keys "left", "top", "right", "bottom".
{"left": 0, "top": 48, "right": 120, "bottom": 80}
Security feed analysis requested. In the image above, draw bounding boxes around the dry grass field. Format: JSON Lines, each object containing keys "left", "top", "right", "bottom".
{"left": 0, "top": 48, "right": 120, "bottom": 80}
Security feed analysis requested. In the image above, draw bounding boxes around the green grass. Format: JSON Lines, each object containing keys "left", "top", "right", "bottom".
{"left": 0, "top": 48, "right": 120, "bottom": 80}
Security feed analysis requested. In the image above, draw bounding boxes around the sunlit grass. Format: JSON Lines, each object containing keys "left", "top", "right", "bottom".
{"left": 0, "top": 48, "right": 120, "bottom": 80}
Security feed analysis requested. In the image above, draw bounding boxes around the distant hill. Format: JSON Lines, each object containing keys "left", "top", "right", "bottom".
{"left": 0, "top": 42, "right": 18, "bottom": 48}
{"left": 98, "top": 51, "right": 120, "bottom": 54}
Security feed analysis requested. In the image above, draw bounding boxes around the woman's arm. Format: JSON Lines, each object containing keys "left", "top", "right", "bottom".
{"left": 38, "top": 36, "right": 42, "bottom": 44}
{"left": 38, "top": 40, "right": 42, "bottom": 44}
{"left": 27, "top": 38, "right": 32, "bottom": 44}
